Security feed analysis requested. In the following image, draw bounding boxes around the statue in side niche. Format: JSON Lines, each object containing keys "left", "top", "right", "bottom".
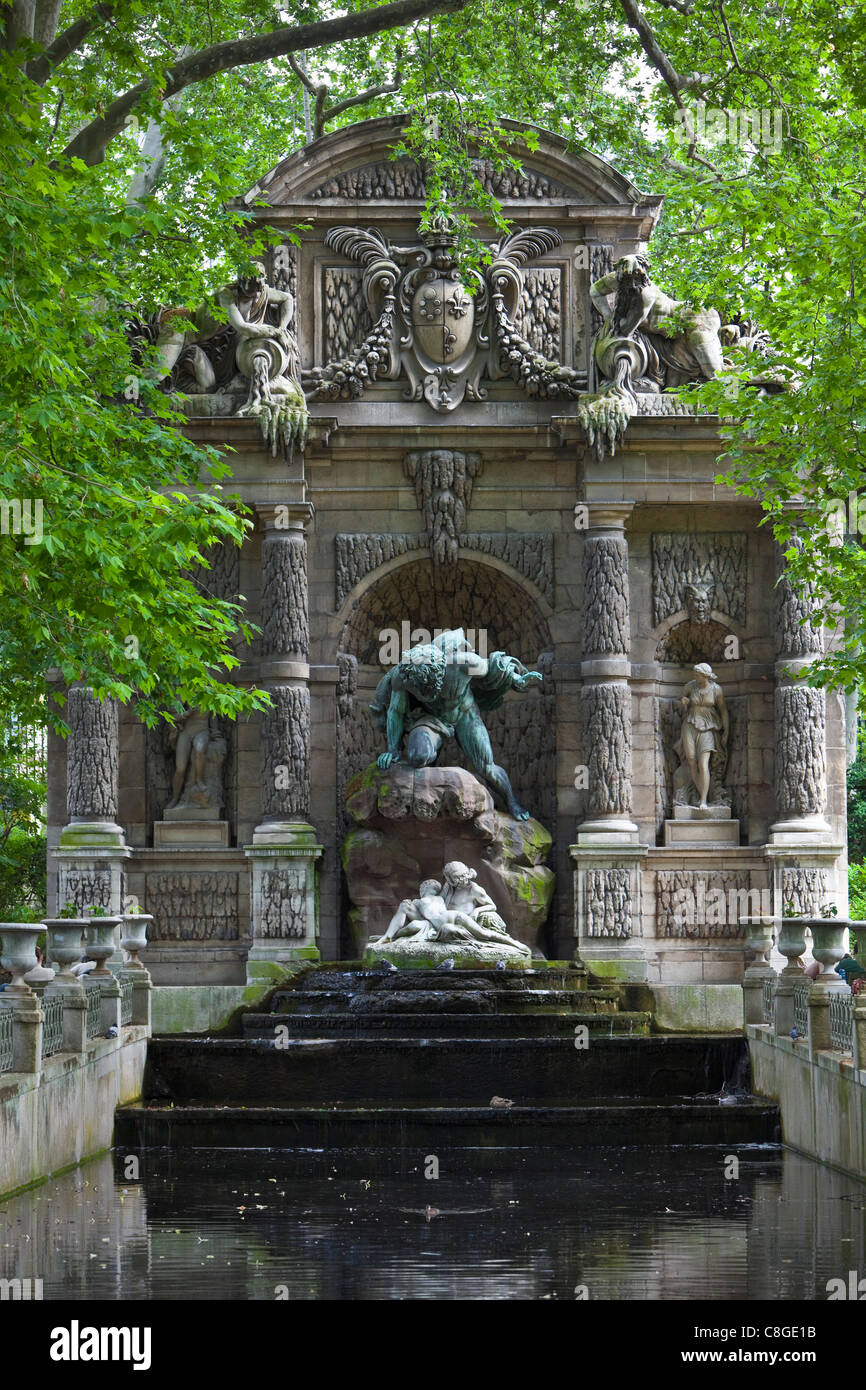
{"left": 370, "top": 628, "right": 542, "bottom": 820}
{"left": 164, "top": 707, "right": 226, "bottom": 819}
{"left": 673, "top": 663, "right": 731, "bottom": 810}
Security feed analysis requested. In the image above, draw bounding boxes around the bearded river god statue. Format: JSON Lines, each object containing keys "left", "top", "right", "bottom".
{"left": 580, "top": 253, "right": 779, "bottom": 462}
{"left": 370, "top": 628, "right": 542, "bottom": 821}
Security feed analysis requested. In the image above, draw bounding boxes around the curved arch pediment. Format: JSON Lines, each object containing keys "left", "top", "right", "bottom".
{"left": 250, "top": 115, "right": 656, "bottom": 211}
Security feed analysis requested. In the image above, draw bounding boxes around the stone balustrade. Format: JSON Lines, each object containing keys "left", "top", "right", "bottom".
{"left": 755, "top": 971, "right": 865, "bottom": 1067}
{"left": 0, "top": 965, "right": 151, "bottom": 1076}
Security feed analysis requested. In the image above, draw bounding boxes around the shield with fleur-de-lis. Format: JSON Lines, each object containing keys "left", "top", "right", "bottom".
{"left": 411, "top": 273, "right": 475, "bottom": 365}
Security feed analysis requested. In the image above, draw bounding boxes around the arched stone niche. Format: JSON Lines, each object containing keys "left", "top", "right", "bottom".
{"left": 334, "top": 556, "right": 558, "bottom": 951}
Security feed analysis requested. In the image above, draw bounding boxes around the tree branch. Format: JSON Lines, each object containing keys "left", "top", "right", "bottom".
{"left": 60, "top": 0, "right": 472, "bottom": 167}
{"left": 321, "top": 73, "right": 403, "bottom": 128}
{"left": 286, "top": 51, "right": 317, "bottom": 95}
{"left": 25, "top": 1, "right": 116, "bottom": 85}
{"left": 618, "top": 0, "right": 708, "bottom": 101}
{"left": 313, "top": 81, "right": 329, "bottom": 140}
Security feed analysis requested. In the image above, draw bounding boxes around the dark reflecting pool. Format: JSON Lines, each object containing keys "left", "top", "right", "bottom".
{"left": 2, "top": 1146, "right": 864, "bottom": 1300}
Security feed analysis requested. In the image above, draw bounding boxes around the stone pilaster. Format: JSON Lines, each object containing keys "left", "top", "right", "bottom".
{"left": 766, "top": 540, "right": 842, "bottom": 924}
{"left": 571, "top": 503, "right": 647, "bottom": 969}
{"left": 577, "top": 504, "right": 638, "bottom": 843}
{"left": 245, "top": 503, "right": 322, "bottom": 976}
{"left": 771, "top": 543, "right": 828, "bottom": 839}
{"left": 55, "top": 686, "right": 129, "bottom": 919}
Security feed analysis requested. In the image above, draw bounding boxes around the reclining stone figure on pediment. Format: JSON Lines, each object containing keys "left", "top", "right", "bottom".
{"left": 128, "top": 263, "right": 308, "bottom": 459}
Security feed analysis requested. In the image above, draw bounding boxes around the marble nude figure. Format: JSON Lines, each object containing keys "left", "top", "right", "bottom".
{"left": 372, "top": 861, "right": 530, "bottom": 957}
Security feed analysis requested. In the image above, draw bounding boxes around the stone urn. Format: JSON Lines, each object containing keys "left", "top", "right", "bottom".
{"left": 807, "top": 917, "right": 850, "bottom": 992}
{"left": 776, "top": 916, "right": 808, "bottom": 977}
{"left": 0, "top": 923, "right": 45, "bottom": 1002}
{"left": 44, "top": 919, "right": 88, "bottom": 992}
{"left": 84, "top": 917, "right": 123, "bottom": 978}
{"left": 120, "top": 913, "right": 152, "bottom": 971}
{"left": 741, "top": 916, "right": 775, "bottom": 979}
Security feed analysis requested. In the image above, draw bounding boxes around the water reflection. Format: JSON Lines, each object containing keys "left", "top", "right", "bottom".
{"left": 1, "top": 1147, "right": 864, "bottom": 1300}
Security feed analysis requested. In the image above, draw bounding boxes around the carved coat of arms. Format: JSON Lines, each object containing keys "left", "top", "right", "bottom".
{"left": 306, "top": 216, "right": 581, "bottom": 413}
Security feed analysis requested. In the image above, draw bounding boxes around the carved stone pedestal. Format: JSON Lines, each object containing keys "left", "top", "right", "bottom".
{"left": 571, "top": 844, "right": 649, "bottom": 977}
{"left": 665, "top": 807, "right": 740, "bottom": 848}
{"left": 154, "top": 820, "right": 230, "bottom": 848}
{"left": 245, "top": 822, "right": 323, "bottom": 980}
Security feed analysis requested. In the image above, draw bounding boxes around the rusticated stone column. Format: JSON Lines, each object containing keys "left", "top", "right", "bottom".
{"left": 577, "top": 505, "right": 637, "bottom": 842}
{"left": 245, "top": 503, "right": 322, "bottom": 974}
{"left": 571, "top": 503, "right": 646, "bottom": 961}
{"left": 767, "top": 540, "right": 840, "bottom": 924}
{"left": 771, "top": 545, "right": 827, "bottom": 835}
{"left": 66, "top": 686, "right": 119, "bottom": 824}
{"left": 55, "top": 685, "right": 129, "bottom": 915}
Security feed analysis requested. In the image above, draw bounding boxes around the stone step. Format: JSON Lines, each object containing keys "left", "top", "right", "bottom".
{"left": 144, "top": 1034, "right": 747, "bottom": 1106}
{"left": 268, "top": 988, "right": 620, "bottom": 1016}
{"left": 240, "top": 1010, "right": 651, "bottom": 1038}
{"left": 116, "top": 1097, "right": 780, "bottom": 1153}
{"left": 287, "top": 967, "right": 593, "bottom": 997}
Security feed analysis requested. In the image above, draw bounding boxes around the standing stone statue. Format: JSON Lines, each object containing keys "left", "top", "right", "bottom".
{"left": 165, "top": 707, "right": 226, "bottom": 819}
{"left": 370, "top": 628, "right": 542, "bottom": 820}
{"left": 673, "top": 663, "right": 730, "bottom": 810}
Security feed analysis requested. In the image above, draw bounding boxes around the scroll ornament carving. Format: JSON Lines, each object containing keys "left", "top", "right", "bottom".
{"left": 489, "top": 229, "right": 585, "bottom": 401}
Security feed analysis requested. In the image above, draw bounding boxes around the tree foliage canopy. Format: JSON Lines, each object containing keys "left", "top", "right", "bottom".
{"left": 1, "top": 0, "right": 865, "bottom": 729}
